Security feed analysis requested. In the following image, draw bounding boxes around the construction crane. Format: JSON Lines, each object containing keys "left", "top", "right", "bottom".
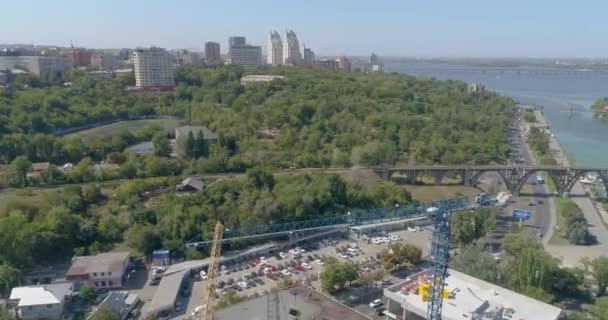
{"left": 426, "top": 198, "right": 483, "bottom": 320}
{"left": 200, "top": 221, "right": 224, "bottom": 320}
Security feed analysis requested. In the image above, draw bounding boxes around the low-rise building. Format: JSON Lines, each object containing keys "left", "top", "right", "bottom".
{"left": 176, "top": 176, "right": 205, "bottom": 193}
{"left": 91, "top": 53, "right": 121, "bottom": 70}
{"left": 87, "top": 70, "right": 113, "bottom": 80}
{"left": 0, "top": 56, "right": 71, "bottom": 76}
{"left": 240, "top": 75, "right": 286, "bottom": 85}
{"left": 383, "top": 268, "right": 562, "bottom": 320}
{"left": 9, "top": 283, "right": 72, "bottom": 320}
{"left": 174, "top": 125, "right": 217, "bottom": 144}
{"left": 65, "top": 252, "right": 130, "bottom": 290}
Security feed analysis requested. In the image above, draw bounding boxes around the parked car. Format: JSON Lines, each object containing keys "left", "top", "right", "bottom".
{"left": 279, "top": 252, "right": 287, "bottom": 259}
{"left": 314, "top": 259, "right": 324, "bottom": 266}
{"left": 199, "top": 270, "right": 208, "bottom": 280}
{"left": 369, "top": 299, "right": 383, "bottom": 308}
{"left": 281, "top": 269, "right": 291, "bottom": 276}
{"left": 301, "top": 263, "right": 312, "bottom": 270}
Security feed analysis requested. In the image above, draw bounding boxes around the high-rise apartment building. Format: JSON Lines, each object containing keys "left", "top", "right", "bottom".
{"left": 205, "top": 42, "right": 221, "bottom": 63}
{"left": 283, "top": 30, "right": 301, "bottom": 65}
{"left": 337, "top": 57, "right": 352, "bottom": 72}
{"left": 303, "top": 46, "right": 315, "bottom": 66}
{"left": 175, "top": 49, "right": 201, "bottom": 65}
{"left": 267, "top": 31, "right": 283, "bottom": 66}
{"left": 228, "top": 36, "right": 246, "bottom": 52}
{"left": 133, "top": 47, "right": 174, "bottom": 88}
{"left": 230, "top": 45, "right": 262, "bottom": 66}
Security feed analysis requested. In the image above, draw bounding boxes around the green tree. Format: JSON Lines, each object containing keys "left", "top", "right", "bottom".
{"left": 11, "top": 156, "right": 30, "bottom": 187}
{"left": 0, "top": 264, "right": 21, "bottom": 296}
{"left": 319, "top": 257, "right": 357, "bottom": 293}
{"left": 91, "top": 307, "right": 119, "bottom": 320}
{"left": 119, "top": 160, "right": 138, "bottom": 179}
{"left": 125, "top": 224, "right": 162, "bottom": 256}
{"left": 79, "top": 284, "right": 97, "bottom": 303}
{"left": 452, "top": 208, "right": 496, "bottom": 246}
{"left": 590, "top": 257, "right": 608, "bottom": 296}
{"left": 152, "top": 132, "right": 171, "bottom": 157}
{"left": 216, "top": 291, "right": 244, "bottom": 309}
{"left": 451, "top": 243, "right": 500, "bottom": 283}
{"left": 246, "top": 167, "right": 275, "bottom": 190}
{"left": 192, "top": 130, "right": 208, "bottom": 158}
{"left": 596, "top": 296, "right": 608, "bottom": 320}
{"left": 379, "top": 243, "right": 422, "bottom": 271}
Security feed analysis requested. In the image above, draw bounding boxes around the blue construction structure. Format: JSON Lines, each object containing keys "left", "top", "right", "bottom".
{"left": 426, "top": 198, "right": 470, "bottom": 320}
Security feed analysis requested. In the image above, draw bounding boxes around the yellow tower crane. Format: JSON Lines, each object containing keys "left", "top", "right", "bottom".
{"left": 200, "top": 221, "right": 224, "bottom": 320}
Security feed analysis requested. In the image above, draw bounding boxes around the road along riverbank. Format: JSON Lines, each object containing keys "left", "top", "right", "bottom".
{"left": 526, "top": 107, "right": 608, "bottom": 267}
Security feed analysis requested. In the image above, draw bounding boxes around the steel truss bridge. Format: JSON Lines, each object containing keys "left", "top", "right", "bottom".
{"left": 374, "top": 165, "right": 608, "bottom": 197}
{"left": 185, "top": 197, "right": 485, "bottom": 248}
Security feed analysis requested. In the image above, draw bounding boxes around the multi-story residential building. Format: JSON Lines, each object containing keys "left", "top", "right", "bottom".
{"left": 337, "top": 56, "right": 352, "bottom": 72}
{"left": 65, "top": 252, "right": 130, "bottom": 290}
{"left": 90, "top": 52, "right": 120, "bottom": 70}
{"left": 228, "top": 36, "right": 246, "bottom": 52}
{"left": 229, "top": 45, "right": 262, "bottom": 66}
{"left": 70, "top": 48, "right": 92, "bottom": 67}
{"left": 204, "top": 42, "right": 221, "bottom": 63}
{"left": 316, "top": 59, "right": 339, "bottom": 70}
{"left": 175, "top": 49, "right": 201, "bottom": 65}
{"left": 369, "top": 53, "right": 379, "bottom": 65}
{"left": 303, "top": 46, "right": 315, "bottom": 66}
{"left": 283, "top": 30, "right": 301, "bottom": 65}
{"left": 9, "top": 283, "right": 72, "bottom": 320}
{"left": 132, "top": 47, "right": 174, "bottom": 88}
{"left": 267, "top": 31, "right": 283, "bottom": 66}
{"left": 0, "top": 56, "right": 71, "bottom": 76}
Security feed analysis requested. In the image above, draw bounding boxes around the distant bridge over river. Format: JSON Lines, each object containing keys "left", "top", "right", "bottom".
{"left": 373, "top": 166, "right": 608, "bottom": 196}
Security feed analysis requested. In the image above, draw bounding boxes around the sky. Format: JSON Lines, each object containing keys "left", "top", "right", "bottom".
{"left": 3, "top": 0, "right": 607, "bottom": 58}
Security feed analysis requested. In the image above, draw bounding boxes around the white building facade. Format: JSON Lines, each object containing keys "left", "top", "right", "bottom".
{"left": 9, "top": 283, "right": 72, "bottom": 320}
{"left": 283, "top": 30, "right": 301, "bottom": 65}
{"left": 267, "top": 31, "right": 283, "bottom": 66}
{"left": 133, "top": 47, "right": 175, "bottom": 88}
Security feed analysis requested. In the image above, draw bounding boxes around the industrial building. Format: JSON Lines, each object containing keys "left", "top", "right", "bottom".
{"left": 132, "top": 47, "right": 175, "bottom": 88}
{"left": 383, "top": 269, "right": 562, "bottom": 320}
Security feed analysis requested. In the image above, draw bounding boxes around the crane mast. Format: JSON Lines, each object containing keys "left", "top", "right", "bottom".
{"left": 200, "top": 221, "right": 224, "bottom": 320}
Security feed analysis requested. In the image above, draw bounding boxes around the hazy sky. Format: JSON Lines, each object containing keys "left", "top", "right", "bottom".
{"left": 3, "top": 0, "right": 607, "bottom": 58}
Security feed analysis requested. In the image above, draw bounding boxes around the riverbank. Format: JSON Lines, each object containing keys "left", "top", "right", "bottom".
{"left": 526, "top": 107, "right": 608, "bottom": 267}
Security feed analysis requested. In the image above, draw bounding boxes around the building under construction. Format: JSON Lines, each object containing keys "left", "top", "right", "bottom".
{"left": 213, "top": 284, "right": 369, "bottom": 320}
{"left": 383, "top": 269, "right": 562, "bottom": 320}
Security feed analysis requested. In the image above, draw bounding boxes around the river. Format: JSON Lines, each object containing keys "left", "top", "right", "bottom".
{"left": 385, "top": 60, "right": 608, "bottom": 166}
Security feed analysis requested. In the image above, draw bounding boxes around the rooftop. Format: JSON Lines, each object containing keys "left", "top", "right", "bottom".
{"left": 384, "top": 269, "right": 562, "bottom": 320}
{"left": 177, "top": 176, "right": 205, "bottom": 192}
{"left": 240, "top": 75, "right": 286, "bottom": 84}
{"left": 174, "top": 125, "right": 217, "bottom": 141}
{"left": 66, "top": 252, "right": 129, "bottom": 277}
{"left": 10, "top": 283, "right": 72, "bottom": 307}
{"left": 213, "top": 285, "right": 370, "bottom": 320}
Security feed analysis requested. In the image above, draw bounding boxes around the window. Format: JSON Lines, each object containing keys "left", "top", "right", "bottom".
{"left": 108, "top": 281, "right": 113, "bottom": 286}
{"left": 101, "top": 272, "right": 105, "bottom": 276}
{"left": 101, "top": 281, "right": 106, "bottom": 286}
{"left": 47, "top": 305, "right": 53, "bottom": 309}
{"left": 108, "top": 272, "right": 112, "bottom": 276}
{"left": 93, "top": 272, "right": 97, "bottom": 277}
{"left": 27, "top": 306, "right": 33, "bottom": 310}
{"left": 94, "top": 282, "right": 99, "bottom": 287}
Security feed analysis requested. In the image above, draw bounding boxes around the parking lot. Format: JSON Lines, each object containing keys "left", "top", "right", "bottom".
{"left": 175, "top": 227, "right": 433, "bottom": 319}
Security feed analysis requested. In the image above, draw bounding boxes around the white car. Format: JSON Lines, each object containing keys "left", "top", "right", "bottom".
{"left": 279, "top": 252, "right": 287, "bottom": 259}
{"left": 372, "top": 238, "right": 382, "bottom": 245}
{"left": 281, "top": 269, "right": 291, "bottom": 276}
{"left": 295, "top": 247, "right": 306, "bottom": 253}
{"left": 191, "top": 305, "right": 203, "bottom": 317}
{"left": 314, "top": 259, "right": 324, "bottom": 266}
{"left": 338, "top": 253, "right": 349, "bottom": 259}
{"left": 288, "top": 249, "right": 298, "bottom": 254}
{"left": 301, "top": 262, "right": 312, "bottom": 269}
{"left": 238, "top": 281, "right": 249, "bottom": 289}
{"left": 390, "top": 235, "right": 400, "bottom": 241}
{"left": 381, "top": 237, "right": 390, "bottom": 243}
{"left": 199, "top": 270, "right": 208, "bottom": 280}
{"left": 260, "top": 256, "right": 268, "bottom": 263}
{"left": 369, "top": 299, "right": 383, "bottom": 308}
{"left": 407, "top": 226, "right": 417, "bottom": 232}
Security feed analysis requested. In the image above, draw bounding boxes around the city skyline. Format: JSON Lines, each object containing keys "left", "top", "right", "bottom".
{"left": 3, "top": 0, "right": 608, "bottom": 58}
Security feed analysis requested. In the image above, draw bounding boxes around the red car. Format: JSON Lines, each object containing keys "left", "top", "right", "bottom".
{"left": 252, "top": 258, "right": 261, "bottom": 266}
{"left": 295, "top": 264, "right": 305, "bottom": 272}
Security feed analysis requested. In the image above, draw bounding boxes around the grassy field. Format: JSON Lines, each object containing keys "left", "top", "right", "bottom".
{"left": 404, "top": 185, "right": 479, "bottom": 202}
{"left": 549, "top": 197, "right": 576, "bottom": 245}
{"left": 64, "top": 118, "right": 182, "bottom": 141}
